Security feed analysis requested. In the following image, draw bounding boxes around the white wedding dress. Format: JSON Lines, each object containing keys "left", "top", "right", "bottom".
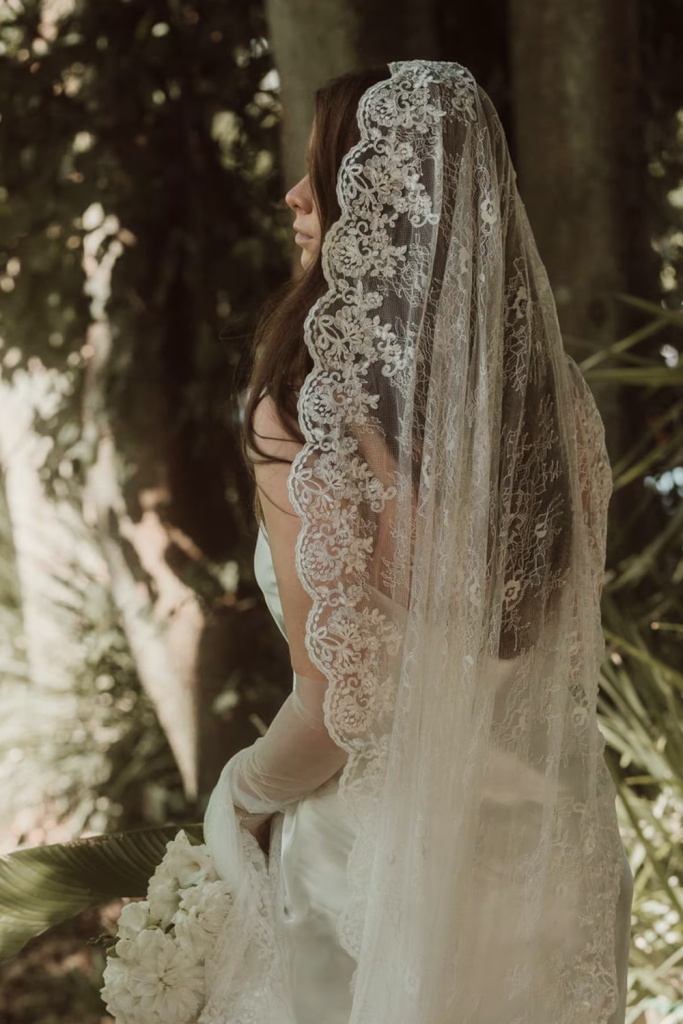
{"left": 253, "top": 523, "right": 358, "bottom": 1024}
{"left": 252, "top": 522, "right": 634, "bottom": 1024}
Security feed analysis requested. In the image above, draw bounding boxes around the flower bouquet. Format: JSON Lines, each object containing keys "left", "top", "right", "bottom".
{"left": 101, "top": 830, "right": 233, "bottom": 1024}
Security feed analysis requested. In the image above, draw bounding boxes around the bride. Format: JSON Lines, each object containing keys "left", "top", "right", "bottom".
{"left": 200, "top": 60, "right": 634, "bottom": 1024}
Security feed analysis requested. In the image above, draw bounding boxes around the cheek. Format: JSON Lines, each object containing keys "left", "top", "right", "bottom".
{"left": 309, "top": 236, "right": 322, "bottom": 260}
{"left": 304, "top": 197, "right": 320, "bottom": 238}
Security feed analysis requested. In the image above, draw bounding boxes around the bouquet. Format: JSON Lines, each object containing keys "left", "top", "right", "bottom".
{"left": 100, "top": 830, "right": 233, "bottom": 1024}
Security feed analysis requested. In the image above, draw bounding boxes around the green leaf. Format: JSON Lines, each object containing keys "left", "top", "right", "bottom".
{"left": 0, "top": 823, "right": 204, "bottom": 962}
{"left": 615, "top": 292, "right": 683, "bottom": 329}
{"left": 585, "top": 366, "right": 683, "bottom": 385}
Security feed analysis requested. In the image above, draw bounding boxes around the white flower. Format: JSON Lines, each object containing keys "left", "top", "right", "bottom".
{"left": 114, "top": 899, "right": 160, "bottom": 960}
{"left": 147, "top": 831, "right": 217, "bottom": 928}
{"left": 148, "top": 871, "right": 182, "bottom": 930}
{"left": 101, "top": 955, "right": 140, "bottom": 1024}
{"left": 172, "top": 880, "right": 234, "bottom": 961}
{"left": 126, "top": 928, "right": 205, "bottom": 1024}
{"left": 160, "top": 830, "right": 218, "bottom": 890}
{"left": 118, "top": 899, "right": 154, "bottom": 940}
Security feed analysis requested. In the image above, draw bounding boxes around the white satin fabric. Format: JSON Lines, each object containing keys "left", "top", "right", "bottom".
{"left": 253, "top": 524, "right": 358, "bottom": 1024}
{"left": 253, "top": 523, "right": 633, "bottom": 1024}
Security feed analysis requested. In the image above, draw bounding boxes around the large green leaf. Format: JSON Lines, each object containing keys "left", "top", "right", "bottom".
{"left": 585, "top": 366, "right": 683, "bottom": 385}
{"left": 0, "top": 823, "right": 204, "bottom": 961}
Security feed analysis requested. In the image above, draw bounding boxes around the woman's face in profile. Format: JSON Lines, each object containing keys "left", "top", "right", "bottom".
{"left": 285, "top": 128, "right": 321, "bottom": 270}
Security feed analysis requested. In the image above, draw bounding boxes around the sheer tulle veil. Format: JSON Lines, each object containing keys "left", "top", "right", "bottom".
{"left": 200, "top": 59, "right": 632, "bottom": 1024}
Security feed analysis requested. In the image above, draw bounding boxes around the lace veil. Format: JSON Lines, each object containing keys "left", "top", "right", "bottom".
{"left": 201, "top": 59, "right": 630, "bottom": 1024}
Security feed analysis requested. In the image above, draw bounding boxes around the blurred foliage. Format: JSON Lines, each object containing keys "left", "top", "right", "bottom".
{"left": 0, "top": 0, "right": 294, "bottom": 827}
{"left": 0, "top": 469, "right": 25, "bottom": 685}
{"left": 0, "top": 0, "right": 290, "bottom": 549}
{"left": 0, "top": 496, "right": 186, "bottom": 846}
{"left": 0, "top": 903, "right": 115, "bottom": 1024}
{"left": 578, "top": 297, "right": 683, "bottom": 1020}
{"left": 0, "top": 0, "right": 681, "bottom": 1021}
{"left": 0, "top": 823, "right": 203, "bottom": 960}
{"left": 0, "top": 0, "right": 297, "bottom": 775}
{"left": 641, "top": 0, "right": 683, "bottom": 305}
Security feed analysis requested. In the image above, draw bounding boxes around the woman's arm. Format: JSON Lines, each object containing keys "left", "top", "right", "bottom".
{"left": 228, "top": 670, "right": 349, "bottom": 806}
{"left": 228, "top": 395, "right": 350, "bottom": 851}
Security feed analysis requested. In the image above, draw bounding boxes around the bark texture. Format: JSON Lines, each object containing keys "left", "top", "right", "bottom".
{"left": 265, "top": 0, "right": 438, "bottom": 189}
{"left": 508, "top": 0, "right": 659, "bottom": 554}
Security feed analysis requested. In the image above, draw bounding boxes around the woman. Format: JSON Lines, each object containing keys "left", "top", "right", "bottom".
{"left": 201, "top": 60, "right": 634, "bottom": 1024}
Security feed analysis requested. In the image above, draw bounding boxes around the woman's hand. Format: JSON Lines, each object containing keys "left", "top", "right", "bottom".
{"left": 224, "top": 674, "right": 348, "bottom": 863}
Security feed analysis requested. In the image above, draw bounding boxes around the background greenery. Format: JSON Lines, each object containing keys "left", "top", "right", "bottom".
{"left": 0, "top": 0, "right": 682, "bottom": 1021}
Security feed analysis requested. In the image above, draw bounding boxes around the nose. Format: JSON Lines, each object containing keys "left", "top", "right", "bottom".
{"left": 285, "top": 175, "right": 312, "bottom": 213}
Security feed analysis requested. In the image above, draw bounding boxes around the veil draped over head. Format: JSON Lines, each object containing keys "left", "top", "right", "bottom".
{"left": 201, "top": 60, "right": 631, "bottom": 1024}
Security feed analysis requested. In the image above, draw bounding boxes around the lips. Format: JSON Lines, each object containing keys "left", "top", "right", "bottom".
{"left": 293, "top": 224, "right": 314, "bottom": 243}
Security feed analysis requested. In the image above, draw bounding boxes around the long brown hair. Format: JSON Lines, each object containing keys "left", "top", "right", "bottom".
{"left": 237, "top": 66, "right": 391, "bottom": 525}
{"left": 236, "top": 66, "right": 573, "bottom": 660}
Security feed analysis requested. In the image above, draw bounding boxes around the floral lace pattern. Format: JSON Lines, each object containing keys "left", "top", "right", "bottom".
{"left": 200, "top": 814, "right": 297, "bottom": 1024}
{"left": 287, "top": 59, "right": 630, "bottom": 1024}
{"left": 204, "top": 60, "right": 632, "bottom": 1024}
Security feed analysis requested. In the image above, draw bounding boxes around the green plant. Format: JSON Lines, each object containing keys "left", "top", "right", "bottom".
{"left": 0, "top": 824, "right": 203, "bottom": 961}
{"left": 583, "top": 294, "right": 683, "bottom": 1017}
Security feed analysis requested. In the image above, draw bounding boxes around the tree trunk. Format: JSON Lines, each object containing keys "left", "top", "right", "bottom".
{"left": 78, "top": 217, "right": 276, "bottom": 802}
{"left": 80, "top": 220, "right": 206, "bottom": 800}
{"left": 265, "top": 0, "right": 438, "bottom": 190}
{"left": 507, "top": 0, "right": 661, "bottom": 559}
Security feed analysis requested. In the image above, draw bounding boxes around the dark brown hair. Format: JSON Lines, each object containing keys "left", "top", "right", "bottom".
{"left": 235, "top": 68, "right": 573, "bottom": 661}
{"left": 236, "top": 66, "right": 391, "bottom": 525}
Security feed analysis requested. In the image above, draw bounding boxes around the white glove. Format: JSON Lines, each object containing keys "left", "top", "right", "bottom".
{"left": 226, "top": 672, "right": 349, "bottom": 848}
